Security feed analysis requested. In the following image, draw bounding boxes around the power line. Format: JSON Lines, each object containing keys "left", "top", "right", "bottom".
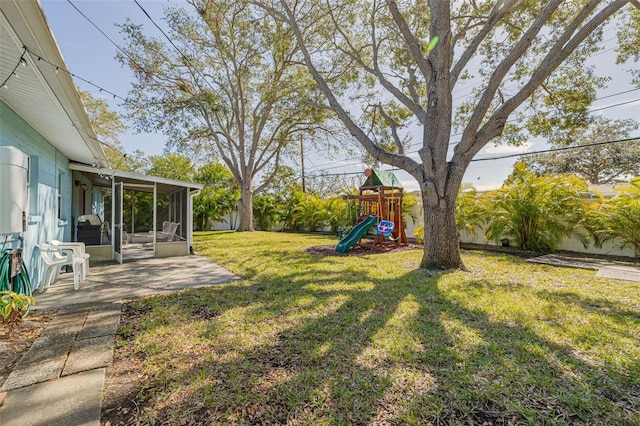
{"left": 306, "top": 88, "right": 639, "bottom": 173}
{"left": 133, "top": 0, "right": 217, "bottom": 94}
{"left": 50, "top": 2, "right": 640, "bottom": 178}
{"left": 471, "top": 136, "right": 640, "bottom": 162}
{"left": 66, "top": 0, "right": 141, "bottom": 77}
{"left": 66, "top": 0, "right": 175, "bottom": 105}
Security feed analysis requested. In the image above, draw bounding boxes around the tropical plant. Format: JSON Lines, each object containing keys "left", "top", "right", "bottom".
{"left": 482, "top": 162, "right": 589, "bottom": 252}
{"left": 413, "top": 224, "right": 425, "bottom": 245}
{"left": 291, "top": 193, "right": 330, "bottom": 232}
{"left": 253, "top": 194, "right": 281, "bottom": 231}
{"left": 401, "top": 192, "right": 419, "bottom": 228}
{"left": 193, "top": 163, "right": 239, "bottom": 230}
{"left": 326, "top": 196, "right": 356, "bottom": 234}
{"left": 414, "top": 184, "right": 483, "bottom": 244}
{"left": 589, "top": 177, "right": 640, "bottom": 257}
{"left": 455, "top": 184, "right": 484, "bottom": 239}
{"left": 0, "top": 290, "right": 35, "bottom": 328}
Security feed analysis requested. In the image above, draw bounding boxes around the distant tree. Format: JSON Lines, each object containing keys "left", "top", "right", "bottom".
{"left": 526, "top": 117, "right": 640, "bottom": 184}
{"left": 482, "top": 162, "right": 589, "bottom": 252}
{"left": 146, "top": 153, "right": 195, "bottom": 182}
{"left": 118, "top": 0, "right": 328, "bottom": 232}
{"left": 78, "top": 89, "right": 148, "bottom": 172}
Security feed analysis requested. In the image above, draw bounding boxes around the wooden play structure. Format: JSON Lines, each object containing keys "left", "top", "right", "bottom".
{"left": 336, "top": 169, "right": 408, "bottom": 253}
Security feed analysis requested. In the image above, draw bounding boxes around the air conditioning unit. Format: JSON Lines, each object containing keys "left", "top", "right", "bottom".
{"left": 0, "top": 146, "right": 29, "bottom": 234}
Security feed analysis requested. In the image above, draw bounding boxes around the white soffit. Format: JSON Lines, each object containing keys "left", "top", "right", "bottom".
{"left": 0, "top": 3, "right": 107, "bottom": 167}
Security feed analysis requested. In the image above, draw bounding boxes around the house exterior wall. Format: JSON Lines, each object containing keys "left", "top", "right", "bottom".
{"left": 1, "top": 100, "right": 72, "bottom": 289}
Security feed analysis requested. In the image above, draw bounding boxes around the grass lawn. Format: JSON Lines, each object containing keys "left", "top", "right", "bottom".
{"left": 105, "top": 231, "right": 640, "bottom": 425}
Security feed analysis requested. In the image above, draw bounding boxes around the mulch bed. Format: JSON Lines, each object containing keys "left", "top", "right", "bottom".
{"left": 305, "top": 243, "right": 423, "bottom": 256}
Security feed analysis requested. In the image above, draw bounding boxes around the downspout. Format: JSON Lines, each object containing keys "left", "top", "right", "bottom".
{"left": 152, "top": 182, "right": 157, "bottom": 256}
{"left": 189, "top": 188, "right": 201, "bottom": 255}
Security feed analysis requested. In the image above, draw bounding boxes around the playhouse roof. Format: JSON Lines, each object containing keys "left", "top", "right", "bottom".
{"left": 362, "top": 169, "right": 403, "bottom": 189}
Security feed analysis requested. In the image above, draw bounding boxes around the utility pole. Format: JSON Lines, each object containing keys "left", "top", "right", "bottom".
{"left": 300, "top": 134, "right": 306, "bottom": 193}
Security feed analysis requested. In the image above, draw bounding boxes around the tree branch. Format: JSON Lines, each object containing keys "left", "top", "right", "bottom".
{"left": 451, "top": 0, "right": 517, "bottom": 86}
{"left": 277, "top": 0, "right": 421, "bottom": 180}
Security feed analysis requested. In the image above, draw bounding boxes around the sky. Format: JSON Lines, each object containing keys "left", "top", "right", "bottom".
{"left": 39, "top": 0, "right": 640, "bottom": 192}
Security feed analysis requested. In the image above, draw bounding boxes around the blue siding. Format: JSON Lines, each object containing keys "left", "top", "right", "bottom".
{"left": 1, "top": 100, "right": 72, "bottom": 291}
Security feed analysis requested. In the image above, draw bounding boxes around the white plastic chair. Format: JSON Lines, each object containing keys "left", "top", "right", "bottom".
{"left": 37, "top": 243, "right": 83, "bottom": 291}
{"left": 50, "top": 239, "right": 90, "bottom": 281}
{"left": 156, "top": 222, "right": 179, "bottom": 242}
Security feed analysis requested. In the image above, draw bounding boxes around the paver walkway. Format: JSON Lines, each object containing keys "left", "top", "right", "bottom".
{"left": 527, "top": 253, "right": 640, "bottom": 282}
{"left": 0, "top": 255, "right": 240, "bottom": 425}
{"left": 0, "top": 302, "right": 121, "bottom": 426}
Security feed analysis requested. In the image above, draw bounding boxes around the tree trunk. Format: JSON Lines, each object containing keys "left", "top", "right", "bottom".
{"left": 237, "top": 186, "right": 254, "bottom": 231}
{"left": 419, "top": 190, "right": 464, "bottom": 270}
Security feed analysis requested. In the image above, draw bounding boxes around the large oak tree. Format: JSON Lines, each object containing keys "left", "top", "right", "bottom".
{"left": 118, "top": 0, "right": 327, "bottom": 230}
{"left": 257, "top": 0, "right": 636, "bottom": 269}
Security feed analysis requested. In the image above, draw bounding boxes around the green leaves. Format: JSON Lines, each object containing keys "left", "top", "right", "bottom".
{"left": 481, "top": 162, "right": 589, "bottom": 252}
{"left": 588, "top": 177, "right": 640, "bottom": 257}
{"left": 0, "top": 290, "right": 35, "bottom": 326}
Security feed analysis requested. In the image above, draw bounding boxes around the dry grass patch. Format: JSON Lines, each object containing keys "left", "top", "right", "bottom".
{"left": 102, "top": 231, "right": 640, "bottom": 425}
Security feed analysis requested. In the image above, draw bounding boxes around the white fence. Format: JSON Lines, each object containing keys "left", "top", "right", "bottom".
{"left": 204, "top": 202, "right": 636, "bottom": 259}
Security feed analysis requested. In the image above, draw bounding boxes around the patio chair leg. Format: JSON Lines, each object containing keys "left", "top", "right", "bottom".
{"left": 73, "top": 265, "right": 80, "bottom": 290}
{"left": 40, "top": 266, "right": 54, "bottom": 292}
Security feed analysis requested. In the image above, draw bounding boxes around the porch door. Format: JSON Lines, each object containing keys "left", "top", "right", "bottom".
{"left": 114, "top": 181, "right": 124, "bottom": 264}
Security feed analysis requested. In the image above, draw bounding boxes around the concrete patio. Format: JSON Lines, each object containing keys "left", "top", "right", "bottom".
{"left": 33, "top": 254, "right": 242, "bottom": 309}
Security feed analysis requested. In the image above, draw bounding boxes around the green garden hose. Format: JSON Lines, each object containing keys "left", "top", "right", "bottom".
{"left": 0, "top": 250, "right": 32, "bottom": 295}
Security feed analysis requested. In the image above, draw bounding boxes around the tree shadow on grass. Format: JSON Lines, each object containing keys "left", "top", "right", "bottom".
{"left": 105, "top": 254, "right": 640, "bottom": 425}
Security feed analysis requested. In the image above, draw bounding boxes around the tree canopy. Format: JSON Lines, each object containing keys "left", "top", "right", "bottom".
{"left": 78, "top": 89, "right": 148, "bottom": 172}
{"left": 526, "top": 116, "right": 640, "bottom": 184}
{"left": 118, "top": 0, "right": 328, "bottom": 231}
{"left": 256, "top": 0, "right": 636, "bottom": 269}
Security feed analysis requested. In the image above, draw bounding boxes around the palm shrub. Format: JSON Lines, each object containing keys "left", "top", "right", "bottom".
{"left": 253, "top": 193, "right": 281, "bottom": 231}
{"left": 589, "top": 177, "right": 640, "bottom": 257}
{"left": 280, "top": 189, "right": 306, "bottom": 231}
{"left": 326, "top": 196, "right": 354, "bottom": 233}
{"left": 456, "top": 184, "right": 484, "bottom": 238}
{"left": 481, "top": 162, "right": 589, "bottom": 252}
{"left": 291, "top": 193, "right": 330, "bottom": 232}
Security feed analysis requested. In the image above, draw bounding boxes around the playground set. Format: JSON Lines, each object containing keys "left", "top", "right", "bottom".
{"left": 336, "top": 169, "right": 408, "bottom": 253}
